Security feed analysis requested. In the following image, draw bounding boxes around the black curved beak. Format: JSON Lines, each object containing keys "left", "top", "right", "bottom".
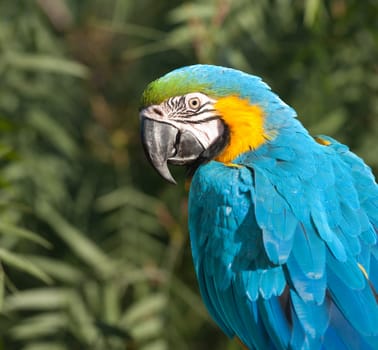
{"left": 141, "top": 117, "right": 205, "bottom": 184}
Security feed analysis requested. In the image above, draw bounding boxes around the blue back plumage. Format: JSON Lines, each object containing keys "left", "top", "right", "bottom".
{"left": 187, "top": 66, "right": 378, "bottom": 350}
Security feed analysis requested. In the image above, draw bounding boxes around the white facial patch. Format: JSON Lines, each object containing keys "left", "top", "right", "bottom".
{"left": 140, "top": 92, "right": 224, "bottom": 149}
{"left": 182, "top": 118, "right": 224, "bottom": 149}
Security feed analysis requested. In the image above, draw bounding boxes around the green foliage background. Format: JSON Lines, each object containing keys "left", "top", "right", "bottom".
{"left": 0, "top": 1, "right": 377, "bottom": 349}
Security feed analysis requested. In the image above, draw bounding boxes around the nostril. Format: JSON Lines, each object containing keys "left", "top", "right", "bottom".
{"left": 152, "top": 107, "right": 163, "bottom": 117}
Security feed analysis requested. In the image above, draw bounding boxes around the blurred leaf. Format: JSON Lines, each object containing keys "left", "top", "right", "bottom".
{"left": 26, "top": 256, "right": 84, "bottom": 284}
{"left": 23, "top": 342, "right": 67, "bottom": 350}
{"left": 130, "top": 317, "right": 164, "bottom": 341}
{"left": 97, "top": 187, "right": 161, "bottom": 214}
{"left": 28, "top": 109, "right": 79, "bottom": 158}
{"left": 10, "top": 312, "right": 68, "bottom": 340}
{"left": 304, "top": 0, "right": 322, "bottom": 27}
{"left": 3, "top": 52, "right": 90, "bottom": 78}
{"left": 168, "top": 3, "right": 214, "bottom": 23}
{"left": 4, "top": 288, "right": 70, "bottom": 312}
{"left": 0, "top": 264, "right": 4, "bottom": 312}
{"left": 171, "top": 277, "right": 209, "bottom": 319}
{"left": 120, "top": 293, "right": 167, "bottom": 327}
{"left": 36, "top": 202, "right": 115, "bottom": 277}
{"left": 141, "top": 339, "right": 168, "bottom": 350}
{"left": 66, "top": 292, "right": 98, "bottom": 344}
{"left": 0, "top": 222, "right": 51, "bottom": 249}
{"left": 0, "top": 248, "right": 52, "bottom": 284}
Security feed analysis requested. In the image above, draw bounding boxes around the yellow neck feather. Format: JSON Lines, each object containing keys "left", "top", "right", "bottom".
{"left": 214, "top": 95, "right": 268, "bottom": 163}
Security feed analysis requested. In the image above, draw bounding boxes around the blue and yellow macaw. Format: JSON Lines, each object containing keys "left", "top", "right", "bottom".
{"left": 139, "top": 65, "right": 378, "bottom": 350}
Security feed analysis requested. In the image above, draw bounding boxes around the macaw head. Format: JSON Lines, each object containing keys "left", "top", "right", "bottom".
{"left": 140, "top": 64, "right": 297, "bottom": 184}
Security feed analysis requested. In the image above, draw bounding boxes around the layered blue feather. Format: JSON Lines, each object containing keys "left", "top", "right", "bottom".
{"left": 188, "top": 126, "right": 378, "bottom": 350}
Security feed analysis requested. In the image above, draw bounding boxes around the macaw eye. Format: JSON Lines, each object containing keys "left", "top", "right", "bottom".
{"left": 188, "top": 97, "right": 201, "bottom": 110}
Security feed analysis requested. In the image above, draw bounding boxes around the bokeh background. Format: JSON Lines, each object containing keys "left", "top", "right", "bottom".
{"left": 0, "top": 1, "right": 377, "bottom": 349}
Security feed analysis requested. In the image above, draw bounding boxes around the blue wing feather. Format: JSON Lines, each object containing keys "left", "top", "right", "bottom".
{"left": 289, "top": 306, "right": 316, "bottom": 350}
{"left": 189, "top": 131, "right": 378, "bottom": 349}
{"left": 290, "top": 289, "right": 329, "bottom": 339}
{"left": 255, "top": 169, "right": 296, "bottom": 264}
{"left": 196, "top": 261, "right": 235, "bottom": 338}
{"left": 326, "top": 250, "right": 366, "bottom": 290}
{"left": 290, "top": 223, "right": 326, "bottom": 279}
{"left": 370, "top": 252, "right": 378, "bottom": 292}
{"left": 258, "top": 297, "right": 290, "bottom": 350}
{"left": 327, "top": 267, "right": 378, "bottom": 336}
{"left": 285, "top": 248, "right": 327, "bottom": 304}
{"left": 324, "top": 304, "right": 376, "bottom": 350}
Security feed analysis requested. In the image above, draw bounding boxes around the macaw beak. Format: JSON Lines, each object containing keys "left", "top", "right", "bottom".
{"left": 140, "top": 116, "right": 205, "bottom": 184}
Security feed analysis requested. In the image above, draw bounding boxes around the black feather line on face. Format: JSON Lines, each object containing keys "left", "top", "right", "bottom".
{"left": 186, "top": 121, "right": 230, "bottom": 178}
{"left": 178, "top": 115, "right": 220, "bottom": 124}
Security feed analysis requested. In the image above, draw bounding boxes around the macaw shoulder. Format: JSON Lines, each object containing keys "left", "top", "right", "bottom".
{"left": 190, "top": 133, "right": 378, "bottom": 207}
{"left": 190, "top": 131, "right": 341, "bottom": 196}
{"left": 189, "top": 132, "right": 378, "bottom": 270}
{"left": 190, "top": 161, "right": 253, "bottom": 196}
{"left": 189, "top": 132, "right": 360, "bottom": 209}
